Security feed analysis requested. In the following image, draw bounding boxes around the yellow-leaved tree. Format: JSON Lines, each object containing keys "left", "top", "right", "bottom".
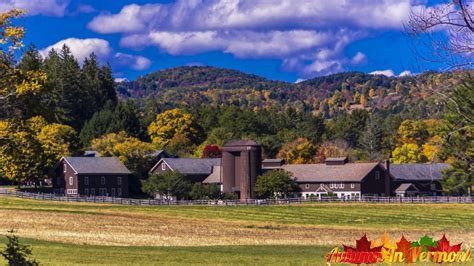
{"left": 147, "top": 108, "right": 203, "bottom": 149}
{"left": 277, "top": 138, "right": 316, "bottom": 164}
{"left": 91, "top": 131, "right": 157, "bottom": 178}
{"left": 0, "top": 10, "right": 46, "bottom": 109}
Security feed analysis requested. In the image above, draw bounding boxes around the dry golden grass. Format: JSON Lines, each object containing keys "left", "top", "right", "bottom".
{"left": 0, "top": 197, "right": 472, "bottom": 247}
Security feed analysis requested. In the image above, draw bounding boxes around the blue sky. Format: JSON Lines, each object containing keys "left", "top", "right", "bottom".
{"left": 2, "top": 0, "right": 448, "bottom": 82}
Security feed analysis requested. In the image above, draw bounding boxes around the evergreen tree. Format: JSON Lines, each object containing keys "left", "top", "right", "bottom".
{"left": 98, "top": 64, "right": 118, "bottom": 107}
{"left": 440, "top": 78, "right": 473, "bottom": 195}
{"left": 359, "top": 117, "right": 383, "bottom": 160}
{"left": 0, "top": 230, "right": 39, "bottom": 266}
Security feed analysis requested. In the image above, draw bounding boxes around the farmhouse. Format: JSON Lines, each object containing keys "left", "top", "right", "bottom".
{"left": 281, "top": 158, "right": 390, "bottom": 199}
{"left": 53, "top": 157, "right": 131, "bottom": 197}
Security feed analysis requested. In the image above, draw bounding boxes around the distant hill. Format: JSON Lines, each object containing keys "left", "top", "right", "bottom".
{"left": 117, "top": 66, "right": 472, "bottom": 119}
{"left": 117, "top": 66, "right": 291, "bottom": 98}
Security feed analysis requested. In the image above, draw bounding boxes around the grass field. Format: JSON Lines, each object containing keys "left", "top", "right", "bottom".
{"left": 0, "top": 196, "right": 472, "bottom": 264}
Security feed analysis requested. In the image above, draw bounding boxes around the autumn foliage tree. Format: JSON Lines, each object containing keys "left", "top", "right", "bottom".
{"left": 148, "top": 108, "right": 203, "bottom": 151}
{"left": 201, "top": 144, "right": 222, "bottom": 158}
{"left": 277, "top": 138, "right": 316, "bottom": 164}
{"left": 0, "top": 10, "right": 47, "bottom": 117}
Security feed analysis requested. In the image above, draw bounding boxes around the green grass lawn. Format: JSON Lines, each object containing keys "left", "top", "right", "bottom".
{"left": 0, "top": 238, "right": 329, "bottom": 265}
{"left": 0, "top": 196, "right": 472, "bottom": 265}
{"left": 0, "top": 196, "right": 472, "bottom": 230}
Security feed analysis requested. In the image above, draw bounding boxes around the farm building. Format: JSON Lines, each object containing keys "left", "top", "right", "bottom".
{"left": 149, "top": 140, "right": 448, "bottom": 200}
{"left": 281, "top": 158, "right": 390, "bottom": 199}
{"left": 389, "top": 163, "right": 449, "bottom": 196}
{"left": 53, "top": 157, "right": 131, "bottom": 197}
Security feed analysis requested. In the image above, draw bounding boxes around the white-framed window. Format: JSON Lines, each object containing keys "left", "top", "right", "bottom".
{"left": 330, "top": 183, "right": 334, "bottom": 188}
{"left": 305, "top": 184, "right": 310, "bottom": 189}
{"left": 375, "top": 171, "right": 380, "bottom": 180}
{"left": 117, "top": 176, "right": 122, "bottom": 185}
{"left": 84, "top": 188, "right": 89, "bottom": 195}
{"left": 63, "top": 163, "right": 67, "bottom": 173}
{"left": 66, "top": 189, "right": 77, "bottom": 195}
{"left": 101, "top": 176, "right": 106, "bottom": 185}
{"left": 84, "top": 176, "right": 89, "bottom": 185}
{"left": 351, "top": 183, "right": 355, "bottom": 189}
{"left": 111, "top": 188, "right": 116, "bottom": 197}
{"left": 161, "top": 163, "right": 166, "bottom": 171}
{"left": 91, "top": 188, "right": 95, "bottom": 196}
{"left": 69, "top": 176, "right": 73, "bottom": 186}
{"left": 117, "top": 188, "right": 122, "bottom": 197}
{"left": 340, "top": 183, "right": 344, "bottom": 189}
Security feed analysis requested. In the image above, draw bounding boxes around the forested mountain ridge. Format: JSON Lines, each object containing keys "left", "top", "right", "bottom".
{"left": 117, "top": 66, "right": 471, "bottom": 119}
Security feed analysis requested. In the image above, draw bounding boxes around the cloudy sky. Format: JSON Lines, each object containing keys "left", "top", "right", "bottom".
{"left": 4, "top": 0, "right": 448, "bottom": 82}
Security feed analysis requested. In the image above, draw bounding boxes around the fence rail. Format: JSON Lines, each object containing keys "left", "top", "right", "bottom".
{"left": 0, "top": 190, "right": 473, "bottom": 206}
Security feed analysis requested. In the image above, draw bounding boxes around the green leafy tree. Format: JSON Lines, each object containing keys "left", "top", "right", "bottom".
{"left": 190, "top": 183, "right": 221, "bottom": 200}
{"left": 255, "top": 170, "right": 299, "bottom": 199}
{"left": 439, "top": 78, "right": 473, "bottom": 195}
{"left": 0, "top": 230, "right": 38, "bottom": 266}
{"left": 141, "top": 171, "right": 192, "bottom": 200}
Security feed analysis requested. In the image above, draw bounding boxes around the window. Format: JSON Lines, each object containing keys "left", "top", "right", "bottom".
{"left": 430, "top": 184, "right": 436, "bottom": 190}
{"left": 117, "top": 176, "right": 122, "bottom": 185}
{"left": 111, "top": 188, "right": 116, "bottom": 197}
{"left": 375, "top": 171, "right": 380, "bottom": 180}
{"left": 90, "top": 188, "right": 95, "bottom": 196}
{"left": 101, "top": 176, "right": 106, "bottom": 185}
{"left": 69, "top": 176, "right": 73, "bottom": 186}
{"left": 340, "top": 183, "right": 345, "bottom": 189}
{"left": 117, "top": 188, "right": 122, "bottom": 197}
{"left": 330, "top": 183, "right": 335, "bottom": 188}
{"left": 305, "top": 184, "right": 310, "bottom": 189}
{"left": 84, "top": 176, "right": 89, "bottom": 186}
{"left": 84, "top": 188, "right": 89, "bottom": 196}
{"left": 161, "top": 163, "right": 166, "bottom": 171}
{"left": 351, "top": 183, "right": 355, "bottom": 189}
{"left": 63, "top": 164, "right": 67, "bottom": 173}
{"left": 66, "top": 189, "right": 77, "bottom": 195}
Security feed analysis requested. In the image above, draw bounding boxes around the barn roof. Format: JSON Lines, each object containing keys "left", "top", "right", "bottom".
{"left": 202, "top": 166, "right": 221, "bottom": 184}
{"left": 62, "top": 157, "right": 131, "bottom": 175}
{"left": 390, "top": 163, "right": 449, "bottom": 181}
{"left": 395, "top": 183, "right": 419, "bottom": 192}
{"left": 158, "top": 158, "right": 221, "bottom": 175}
{"left": 282, "top": 162, "right": 380, "bottom": 182}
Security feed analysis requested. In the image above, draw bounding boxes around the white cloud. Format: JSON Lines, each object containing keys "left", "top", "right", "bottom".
{"left": 89, "top": 0, "right": 419, "bottom": 34}
{"left": 114, "top": 53, "right": 152, "bottom": 70}
{"left": 114, "top": 77, "right": 128, "bottom": 83}
{"left": 40, "top": 38, "right": 111, "bottom": 63}
{"left": 369, "top": 69, "right": 395, "bottom": 77}
{"left": 398, "top": 70, "right": 412, "bottom": 77}
{"left": 0, "top": 0, "right": 69, "bottom": 17}
{"left": 351, "top": 52, "right": 367, "bottom": 65}
{"left": 87, "top": 0, "right": 428, "bottom": 78}
{"left": 295, "top": 78, "right": 306, "bottom": 84}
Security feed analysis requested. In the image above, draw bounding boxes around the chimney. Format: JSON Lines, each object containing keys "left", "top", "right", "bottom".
{"left": 384, "top": 160, "right": 390, "bottom": 172}
{"left": 384, "top": 159, "right": 391, "bottom": 196}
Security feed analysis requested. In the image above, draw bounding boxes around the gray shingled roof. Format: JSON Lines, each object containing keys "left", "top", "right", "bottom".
{"left": 282, "top": 162, "right": 380, "bottom": 182}
{"left": 203, "top": 166, "right": 221, "bottom": 184}
{"left": 390, "top": 163, "right": 449, "bottom": 181}
{"left": 63, "top": 157, "right": 131, "bottom": 174}
{"left": 395, "top": 183, "right": 419, "bottom": 192}
{"left": 262, "top": 159, "right": 285, "bottom": 163}
{"left": 162, "top": 158, "right": 221, "bottom": 175}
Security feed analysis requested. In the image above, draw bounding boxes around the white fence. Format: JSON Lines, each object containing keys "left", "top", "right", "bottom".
{"left": 0, "top": 190, "right": 473, "bottom": 206}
